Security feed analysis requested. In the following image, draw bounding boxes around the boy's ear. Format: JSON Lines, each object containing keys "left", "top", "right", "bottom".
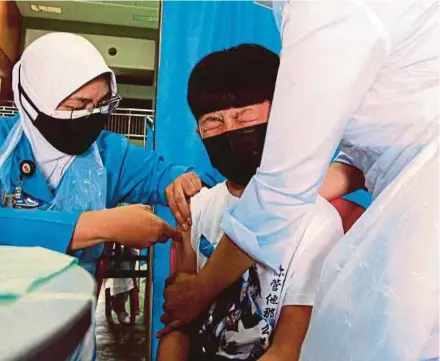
{"left": 196, "top": 127, "right": 201, "bottom": 136}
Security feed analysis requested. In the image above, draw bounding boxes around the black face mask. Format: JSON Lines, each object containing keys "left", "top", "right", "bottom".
{"left": 18, "top": 71, "right": 108, "bottom": 155}
{"left": 32, "top": 112, "right": 108, "bottom": 156}
{"left": 203, "top": 123, "right": 267, "bottom": 186}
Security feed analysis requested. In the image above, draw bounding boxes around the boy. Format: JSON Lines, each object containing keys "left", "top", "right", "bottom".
{"left": 158, "top": 44, "right": 344, "bottom": 361}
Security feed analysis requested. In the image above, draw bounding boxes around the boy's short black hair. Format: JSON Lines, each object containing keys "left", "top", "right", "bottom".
{"left": 187, "top": 44, "right": 280, "bottom": 120}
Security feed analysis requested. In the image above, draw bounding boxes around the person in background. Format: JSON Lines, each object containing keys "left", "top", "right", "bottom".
{"left": 106, "top": 246, "right": 139, "bottom": 325}
{"left": 157, "top": 44, "right": 344, "bottom": 361}
{"left": 162, "top": 2, "right": 438, "bottom": 361}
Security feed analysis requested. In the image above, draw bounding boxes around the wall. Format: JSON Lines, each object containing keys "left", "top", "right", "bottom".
{"left": 21, "top": 17, "right": 157, "bottom": 42}
{"left": 118, "top": 84, "right": 154, "bottom": 101}
{"left": 0, "top": 1, "right": 22, "bottom": 100}
{"left": 24, "top": 28, "right": 155, "bottom": 71}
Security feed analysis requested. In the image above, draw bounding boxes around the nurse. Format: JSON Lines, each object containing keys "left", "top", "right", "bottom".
{"left": 0, "top": 32, "right": 207, "bottom": 275}
{"left": 162, "top": 1, "right": 438, "bottom": 360}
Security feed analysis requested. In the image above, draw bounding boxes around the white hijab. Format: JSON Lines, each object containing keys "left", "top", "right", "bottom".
{"left": 12, "top": 32, "right": 116, "bottom": 190}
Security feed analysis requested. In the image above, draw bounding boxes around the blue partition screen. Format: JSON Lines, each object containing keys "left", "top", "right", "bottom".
{"left": 152, "top": 1, "right": 281, "bottom": 357}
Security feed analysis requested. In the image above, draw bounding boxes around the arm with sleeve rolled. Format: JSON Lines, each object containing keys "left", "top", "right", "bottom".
{"left": 157, "top": 219, "right": 198, "bottom": 361}
{"left": 173, "top": 2, "right": 388, "bottom": 320}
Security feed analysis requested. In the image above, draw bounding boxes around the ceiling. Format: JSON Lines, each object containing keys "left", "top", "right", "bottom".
{"left": 15, "top": 1, "right": 160, "bottom": 29}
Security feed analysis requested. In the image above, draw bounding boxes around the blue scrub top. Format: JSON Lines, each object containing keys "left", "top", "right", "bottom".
{"left": 0, "top": 116, "right": 201, "bottom": 254}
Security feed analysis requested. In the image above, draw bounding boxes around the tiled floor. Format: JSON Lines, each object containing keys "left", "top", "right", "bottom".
{"left": 95, "top": 280, "right": 148, "bottom": 361}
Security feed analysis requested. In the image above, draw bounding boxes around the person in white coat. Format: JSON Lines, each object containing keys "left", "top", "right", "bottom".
{"left": 161, "top": 1, "right": 439, "bottom": 361}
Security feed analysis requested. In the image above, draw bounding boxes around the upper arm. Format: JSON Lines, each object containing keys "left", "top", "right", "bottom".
{"left": 105, "top": 133, "right": 191, "bottom": 206}
{"left": 260, "top": 305, "right": 312, "bottom": 361}
{"left": 175, "top": 230, "right": 197, "bottom": 274}
{"left": 158, "top": 199, "right": 202, "bottom": 360}
{"left": 174, "top": 192, "right": 203, "bottom": 274}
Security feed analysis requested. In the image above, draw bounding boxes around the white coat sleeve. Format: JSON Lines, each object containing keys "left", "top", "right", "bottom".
{"left": 221, "top": 1, "right": 388, "bottom": 270}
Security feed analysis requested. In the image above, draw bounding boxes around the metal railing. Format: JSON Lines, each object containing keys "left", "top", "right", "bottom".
{"left": 0, "top": 102, "right": 153, "bottom": 148}
{"left": 0, "top": 101, "right": 18, "bottom": 117}
{"left": 105, "top": 108, "right": 154, "bottom": 148}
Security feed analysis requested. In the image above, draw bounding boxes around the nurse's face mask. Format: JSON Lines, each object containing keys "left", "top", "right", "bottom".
{"left": 19, "top": 73, "right": 120, "bottom": 155}
{"left": 199, "top": 101, "right": 270, "bottom": 186}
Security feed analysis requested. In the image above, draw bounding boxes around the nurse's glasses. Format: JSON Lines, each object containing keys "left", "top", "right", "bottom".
{"left": 52, "top": 92, "right": 121, "bottom": 120}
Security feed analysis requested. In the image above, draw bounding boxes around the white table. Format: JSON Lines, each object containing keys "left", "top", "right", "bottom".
{"left": 0, "top": 265, "right": 95, "bottom": 361}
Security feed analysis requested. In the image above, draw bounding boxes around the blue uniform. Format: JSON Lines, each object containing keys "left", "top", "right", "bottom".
{"left": 0, "top": 116, "right": 192, "bottom": 254}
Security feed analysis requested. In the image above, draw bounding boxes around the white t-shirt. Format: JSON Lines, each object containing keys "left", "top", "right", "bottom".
{"left": 189, "top": 182, "right": 343, "bottom": 360}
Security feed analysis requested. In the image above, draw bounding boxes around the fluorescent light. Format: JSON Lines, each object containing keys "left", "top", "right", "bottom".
{"left": 30, "top": 4, "right": 63, "bottom": 14}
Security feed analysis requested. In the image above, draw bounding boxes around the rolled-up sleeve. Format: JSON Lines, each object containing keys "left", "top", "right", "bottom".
{"left": 221, "top": 1, "right": 388, "bottom": 270}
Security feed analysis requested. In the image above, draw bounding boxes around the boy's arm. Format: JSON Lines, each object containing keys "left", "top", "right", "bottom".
{"left": 258, "top": 305, "right": 312, "bottom": 361}
{"left": 157, "top": 231, "right": 196, "bottom": 361}
{"left": 156, "top": 331, "right": 191, "bottom": 361}
{"left": 175, "top": 230, "right": 197, "bottom": 274}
